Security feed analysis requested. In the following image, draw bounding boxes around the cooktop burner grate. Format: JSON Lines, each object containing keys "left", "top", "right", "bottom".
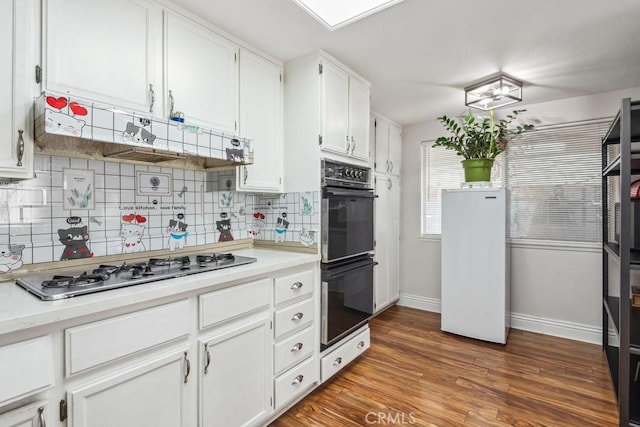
{"left": 16, "top": 252, "right": 257, "bottom": 300}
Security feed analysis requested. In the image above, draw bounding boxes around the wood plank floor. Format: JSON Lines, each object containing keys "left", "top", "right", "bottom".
{"left": 271, "top": 306, "right": 618, "bottom": 426}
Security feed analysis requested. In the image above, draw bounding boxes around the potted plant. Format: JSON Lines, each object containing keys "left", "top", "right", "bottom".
{"left": 432, "top": 109, "right": 535, "bottom": 182}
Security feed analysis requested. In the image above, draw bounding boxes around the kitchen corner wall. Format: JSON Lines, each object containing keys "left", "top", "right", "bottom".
{"left": 0, "top": 154, "right": 319, "bottom": 271}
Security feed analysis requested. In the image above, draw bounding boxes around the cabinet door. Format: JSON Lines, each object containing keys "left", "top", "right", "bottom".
{"left": 388, "top": 123, "right": 402, "bottom": 176}
{"left": 374, "top": 176, "right": 390, "bottom": 312}
{"left": 68, "top": 349, "right": 191, "bottom": 427}
{"left": 201, "top": 315, "right": 272, "bottom": 427}
{"left": 387, "top": 176, "right": 400, "bottom": 302}
{"left": 166, "top": 12, "right": 238, "bottom": 133}
{"left": 0, "top": 401, "right": 50, "bottom": 427}
{"left": 348, "top": 76, "right": 371, "bottom": 162}
{"left": 44, "top": 0, "right": 162, "bottom": 114}
{"left": 374, "top": 118, "right": 390, "bottom": 174}
{"left": 238, "top": 49, "right": 282, "bottom": 192}
{"left": 0, "top": 0, "right": 37, "bottom": 179}
{"left": 320, "top": 60, "right": 349, "bottom": 156}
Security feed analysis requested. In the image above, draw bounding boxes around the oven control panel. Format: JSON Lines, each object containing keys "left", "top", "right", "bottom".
{"left": 322, "top": 159, "right": 370, "bottom": 188}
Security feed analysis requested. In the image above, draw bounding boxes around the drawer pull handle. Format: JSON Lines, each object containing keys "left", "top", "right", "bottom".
{"left": 204, "top": 343, "right": 211, "bottom": 374}
{"left": 333, "top": 357, "right": 342, "bottom": 366}
{"left": 149, "top": 83, "right": 155, "bottom": 113}
{"left": 184, "top": 351, "right": 191, "bottom": 383}
{"left": 291, "top": 342, "right": 303, "bottom": 352}
{"left": 38, "top": 406, "right": 46, "bottom": 427}
{"left": 17, "top": 130, "right": 25, "bottom": 167}
{"left": 291, "top": 375, "right": 304, "bottom": 385}
{"left": 357, "top": 340, "right": 365, "bottom": 349}
{"left": 290, "top": 281, "right": 303, "bottom": 290}
{"left": 291, "top": 312, "right": 304, "bottom": 321}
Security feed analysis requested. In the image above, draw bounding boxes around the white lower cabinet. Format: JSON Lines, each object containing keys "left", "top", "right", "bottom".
{"left": 200, "top": 314, "right": 272, "bottom": 427}
{"left": 272, "top": 268, "right": 318, "bottom": 411}
{"left": 0, "top": 401, "right": 50, "bottom": 427}
{"left": 67, "top": 347, "right": 191, "bottom": 427}
{"left": 274, "top": 356, "right": 316, "bottom": 409}
{"left": 374, "top": 174, "right": 400, "bottom": 313}
{"left": 320, "top": 327, "right": 370, "bottom": 383}
{"left": 0, "top": 336, "right": 54, "bottom": 407}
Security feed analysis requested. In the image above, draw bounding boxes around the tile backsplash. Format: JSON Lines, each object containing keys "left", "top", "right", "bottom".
{"left": 0, "top": 155, "right": 318, "bottom": 272}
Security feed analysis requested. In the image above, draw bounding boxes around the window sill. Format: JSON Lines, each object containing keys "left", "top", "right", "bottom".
{"left": 418, "top": 235, "right": 600, "bottom": 253}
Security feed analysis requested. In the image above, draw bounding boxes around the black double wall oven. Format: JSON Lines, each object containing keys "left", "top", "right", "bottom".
{"left": 321, "top": 159, "right": 376, "bottom": 351}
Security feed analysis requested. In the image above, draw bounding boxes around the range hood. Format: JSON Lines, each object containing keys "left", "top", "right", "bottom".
{"left": 34, "top": 93, "right": 253, "bottom": 169}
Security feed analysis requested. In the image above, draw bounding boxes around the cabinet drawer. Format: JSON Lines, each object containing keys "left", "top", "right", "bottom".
{"left": 320, "top": 327, "right": 370, "bottom": 383}
{"left": 200, "top": 278, "right": 271, "bottom": 329}
{"left": 274, "top": 269, "right": 314, "bottom": 306}
{"left": 0, "top": 336, "right": 54, "bottom": 406}
{"left": 274, "top": 326, "right": 314, "bottom": 375}
{"left": 274, "top": 356, "right": 317, "bottom": 409}
{"left": 274, "top": 297, "right": 314, "bottom": 340}
{"left": 65, "top": 300, "right": 189, "bottom": 375}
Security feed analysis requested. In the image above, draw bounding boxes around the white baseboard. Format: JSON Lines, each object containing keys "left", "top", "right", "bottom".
{"left": 397, "top": 293, "right": 610, "bottom": 345}
{"left": 397, "top": 294, "right": 441, "bottom": 313}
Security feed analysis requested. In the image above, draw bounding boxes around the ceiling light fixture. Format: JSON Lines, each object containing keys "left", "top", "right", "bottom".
{"left": 290, "top": 0, "right": 405, "bottom": 31}
{"left": 464, "top": 73, "right": 523, "bottom": 111}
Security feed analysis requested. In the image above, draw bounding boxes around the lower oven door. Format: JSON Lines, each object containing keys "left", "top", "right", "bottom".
{"left": 321, "top": 256, "right": 376, "bottom": 349}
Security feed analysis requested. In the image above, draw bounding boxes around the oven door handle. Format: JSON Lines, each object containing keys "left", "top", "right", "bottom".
{"left": 324, "top": 189, "right": 377, "bottom": 198}
{"left": 323, "top": 259, "right": 378, "bottom": 280}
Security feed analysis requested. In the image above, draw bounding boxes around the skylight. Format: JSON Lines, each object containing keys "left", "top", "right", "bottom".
{"left": 291, "top": 0, "right": 405, "bottom": 31}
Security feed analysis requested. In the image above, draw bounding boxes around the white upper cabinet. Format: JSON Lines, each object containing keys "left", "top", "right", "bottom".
{"left": 44, "top": 0, "right": 162, "bottom": 115}
{"left": 237, "top": 49, "right": 283, "bottom": 193}
{"left": 348, "top": 76, "right": 371, "bottom": 161}
{"left": 320, "top": 60, "right": 350, "bottom": 155}
{"left": 0, "top": 0, "right": 38, "bottom": 180}
{"left": 320, "top": 56, "right": 371, "bottom": 162}
{"left": 373, "top": 114, "right": 402, "bottom": 176}
{"left": 166, "top": 12, "right": 239, "bottom": 133}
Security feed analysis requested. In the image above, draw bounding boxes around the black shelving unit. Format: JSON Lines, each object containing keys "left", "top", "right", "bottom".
{"left": 602, "top": 98, "right": 640, "bottom": 427}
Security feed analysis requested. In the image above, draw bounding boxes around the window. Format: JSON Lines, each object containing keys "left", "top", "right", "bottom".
{"left": 422, "top": 119, "right": 609, "bottom": 244}
{"left": 421, "top": 144, "right": 502, "bottom": 235}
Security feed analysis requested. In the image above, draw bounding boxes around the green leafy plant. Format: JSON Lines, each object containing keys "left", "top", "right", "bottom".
{"left": 432, "top": 109, "right": 535, "bottom": 159}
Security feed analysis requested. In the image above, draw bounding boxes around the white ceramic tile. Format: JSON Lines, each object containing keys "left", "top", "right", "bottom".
{"left": 105, "top": 175, "right": 120, "bottom": 189}
{"left": 92, "top": 107, "right": 114, "bottom": 129}
{"left": 51, "top": 156, "right": 70, "bottom": 171}
{"left": 32, "top": 245, "right": 54, "bottom": 264}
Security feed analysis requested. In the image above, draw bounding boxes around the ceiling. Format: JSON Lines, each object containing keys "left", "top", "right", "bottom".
{"left": 169, "top": 0, "right": 640, "bottom": 125}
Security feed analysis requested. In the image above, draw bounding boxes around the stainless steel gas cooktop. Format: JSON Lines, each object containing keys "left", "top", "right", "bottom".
{"left": 16, "top": 253, "right": 257, "bottom": 301}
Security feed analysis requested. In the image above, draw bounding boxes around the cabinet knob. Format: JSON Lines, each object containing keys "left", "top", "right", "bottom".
{"left": 290, "top": 281, "right": 303, "bottom": 290}
{"left": 333, "top": 357, "right": 342, "bottom": 366}
{"left": 244, "top": 167, "right": 248, "bottom": 184}
{"left": 389, "top": 161, "right": 394, "bottom": 173}
{"left": 386, "top": 160, "right": 390, "bottom": 172}
{"left": 350, "top": 137, "right": 356, "bottom": 155}
{"left": 291, "top": 374, "right": 304, "bottom": 385}
{"left": 291, "top": 312, "right": 304, "bottom": 321}
{"left": 17, "top": 130, "right": 24, "bottom": 167}
{"left": 291, "top": 342, "right": 303, "bottom": 352}
{"left": 357, "top": 340, "right": 365, "bottom": 349}
{"left": 345, "top": 136, "right": 351, "bottom": 154}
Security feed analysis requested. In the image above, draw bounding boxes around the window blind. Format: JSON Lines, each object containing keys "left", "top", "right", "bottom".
{"left": 421, "top": 119, "right": 609, "bottom": 244}
{"left": 505, "top": 121, "right": 608, "bottom": 243}
{"left": 421, "top": 144, "right": 503, "bottom": 235}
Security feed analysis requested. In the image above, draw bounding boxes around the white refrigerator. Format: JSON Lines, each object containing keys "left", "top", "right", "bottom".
{"left": 440, "top": 187, "right": 510, "bottom": 344}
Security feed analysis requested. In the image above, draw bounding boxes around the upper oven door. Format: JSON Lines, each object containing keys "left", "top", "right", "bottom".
{"left": 322, "top": 186, "right": 375, "bottom": 263}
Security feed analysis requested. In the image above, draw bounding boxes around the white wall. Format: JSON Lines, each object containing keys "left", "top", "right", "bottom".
{"left": 398, "top": 86, "right": 640, "bottom": 343}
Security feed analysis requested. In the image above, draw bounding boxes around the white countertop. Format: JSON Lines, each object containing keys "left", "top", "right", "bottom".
{"left": 0, "top": 249, "right": 319, "bottom": 336}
